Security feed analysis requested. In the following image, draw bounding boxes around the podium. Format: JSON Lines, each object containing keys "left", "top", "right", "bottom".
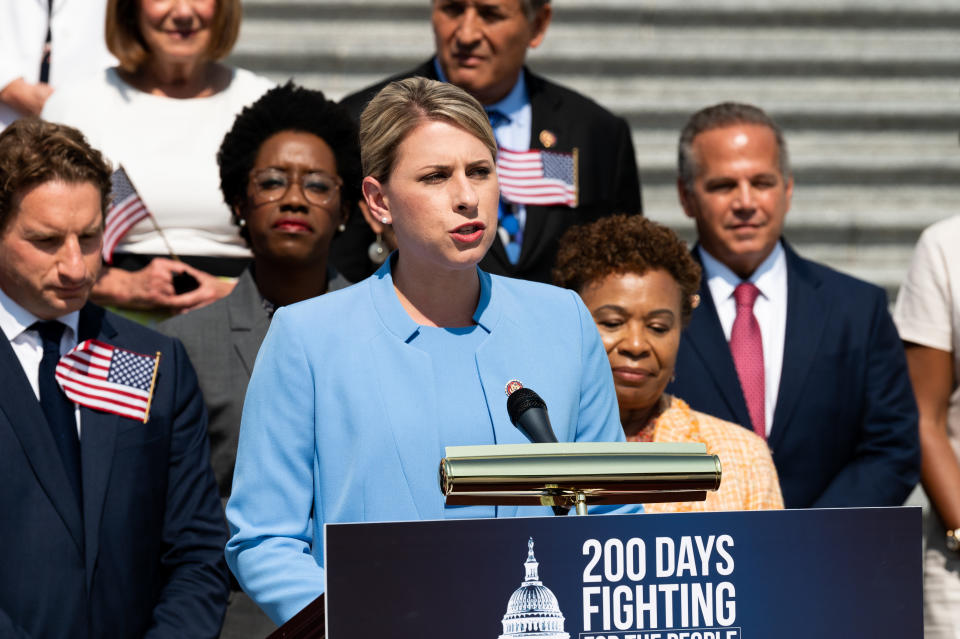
{"left": 322, "top": 507, "right": 919, "bottom": 638}
{"left": 271, "top": 506, "right": 920, "bottom": 638}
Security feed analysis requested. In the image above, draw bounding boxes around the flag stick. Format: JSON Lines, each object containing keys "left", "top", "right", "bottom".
{"left": 119, "top": 164, "right": 181, "bottom": 262}
{"left": 146, "top": 214, "right": 181, "bottom": 262}
{"left": 142, "top": 351, "right": 162, "bottom": 424}
{"left": 572, "top": 147, "right": 580, "bottom": 208}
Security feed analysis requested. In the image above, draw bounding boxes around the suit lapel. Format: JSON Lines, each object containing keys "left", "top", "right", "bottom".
{"left": 368, "top": 270, "right": 444, "bottom": 521}
{"left": 370, "top": 331, "right": 444, "bottom": 521}
{"left": 228, "top": 271, "right": 270, "bottom": 375}
{"left": 76, "top": 304, "right": 121, "bottom": 588}
{"left": 683, "top": 276, "right": 753, "bottom": 430}
{"left": 768, "top": 244, "right": 827, "bottom": 450}
{"left": 0, "top": 329, "right": 85, "bottom": 551}
{"left": 472, "top": 270, "right": 564, "bottom": 518}
{"left": 474, "top": 328, "right": 534, "bottom": 520}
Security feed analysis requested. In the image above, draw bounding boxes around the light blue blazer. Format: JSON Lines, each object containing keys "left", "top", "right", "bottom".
{"left": 225, "top": 259, "right": 633, "bottom": 624}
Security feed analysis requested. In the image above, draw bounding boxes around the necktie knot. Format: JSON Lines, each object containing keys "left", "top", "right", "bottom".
{"left": 486, "top": 109, "right": 508, "bottom": 128}
{"left": 733, "top": 282, "right": 761, "bottom": 309}
{"left": 31, "top": 321, "right": 66, "bottom": 354}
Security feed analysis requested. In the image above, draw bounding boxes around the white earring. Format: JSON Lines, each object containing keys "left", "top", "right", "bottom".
{"left": 368, "top": 233, "right": 388, "bottom": 264}
{"left": 380, "top": 216, "right": 389, "bottom": 225}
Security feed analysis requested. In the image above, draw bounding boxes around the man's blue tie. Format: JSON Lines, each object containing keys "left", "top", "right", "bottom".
{"left": 486, "top": 109, "right": 523, "bottom": 264}
{"left": 33, "top": 320, "right": 83, "bottom": 506}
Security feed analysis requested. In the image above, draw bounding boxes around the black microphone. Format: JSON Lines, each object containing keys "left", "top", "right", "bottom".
{"left": 507, "top": 387, "right": 559, "bottom": 443}
{"left": 506, "top": 387, "right": 567, "bottom": 515}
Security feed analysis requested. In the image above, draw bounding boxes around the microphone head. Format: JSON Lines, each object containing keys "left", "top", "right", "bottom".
{"left": 507, "top": 387, "right": 547, "bottom": 426}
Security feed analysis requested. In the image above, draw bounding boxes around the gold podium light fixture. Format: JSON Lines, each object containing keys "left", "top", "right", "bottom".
{"left": 439, "top": 442, "right": 721, "bottom": 515}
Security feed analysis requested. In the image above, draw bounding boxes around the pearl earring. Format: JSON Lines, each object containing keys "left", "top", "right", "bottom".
{"left": 368, "top": 234, "right": 388, "bottom": 264}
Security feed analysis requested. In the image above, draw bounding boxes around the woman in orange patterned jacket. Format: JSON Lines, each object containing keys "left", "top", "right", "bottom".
{"left": 555, "top": 214, "right": 783, "bottom": 512}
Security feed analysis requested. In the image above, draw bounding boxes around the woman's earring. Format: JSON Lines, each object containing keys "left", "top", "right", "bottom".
{"left": 380, "top": 216, "right": 389, "bottom": 225}
{"left": 337, "top": 222, "right": 347, "bottom": 232}
{"left": 238, "top": 217, "right": 246, "bottom": 227}
{"left": 368, "top": 233, "right": 388, "bottom": 264}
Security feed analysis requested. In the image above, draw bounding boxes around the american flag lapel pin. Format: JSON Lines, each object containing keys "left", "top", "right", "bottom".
{"left": 54, "top": 340, "right": 162, "bottom": 423}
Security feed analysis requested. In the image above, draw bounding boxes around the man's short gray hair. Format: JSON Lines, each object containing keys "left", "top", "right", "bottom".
{"left": 520, "top": 0, "right": 550, "bottom": 21}
{"left": 432, "top": 0, "right": 550, "bottom": 23}
{"left": 678, "top": 102, "right": 790, "bottom": 193}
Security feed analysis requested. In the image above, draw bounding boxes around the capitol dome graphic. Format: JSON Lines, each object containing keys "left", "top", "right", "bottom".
{"left": 497, "top": 538, "right": 570, "bottom": 639}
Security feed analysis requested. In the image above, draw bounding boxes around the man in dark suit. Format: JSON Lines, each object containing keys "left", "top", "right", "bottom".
{"left": 0, "top": 118, "right": 228, "bottom": 637}
{"left": 336, "top": 0, "right": 641, "bottom": 283}
{"left": 667, "top": 102, "right": 919, "bottom": 509}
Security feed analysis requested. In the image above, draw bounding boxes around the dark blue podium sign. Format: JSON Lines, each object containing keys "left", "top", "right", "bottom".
{"left": 325, "top": 507, "right": 920, "bottom": 639}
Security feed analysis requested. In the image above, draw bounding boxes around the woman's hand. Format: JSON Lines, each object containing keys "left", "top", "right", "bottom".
{"left": 0, "top": 78, "right": 54, "bottom": 116}
{"left": 92, "top": 258, "right": 235, "bottom": 312}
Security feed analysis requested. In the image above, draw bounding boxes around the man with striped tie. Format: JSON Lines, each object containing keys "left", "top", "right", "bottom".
{"left": 338, "top": 0, "right": 641, "bottom": 283}
{"left": 0, "top": 118, "right": 228, "bottom": 638}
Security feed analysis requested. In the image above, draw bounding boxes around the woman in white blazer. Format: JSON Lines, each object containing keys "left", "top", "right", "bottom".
{"left": 225, "top": 77, "right": 636, "bottom": 625}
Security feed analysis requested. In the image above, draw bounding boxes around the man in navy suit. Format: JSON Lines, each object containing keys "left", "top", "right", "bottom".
{"left": 336, "top": 0, "right": 641, "bottom": 284}
{"left": 667, "top": 102, "right": 919, "bottom": 509}
{"left": 0, "top": 118, "right": 228, "bottom": 637}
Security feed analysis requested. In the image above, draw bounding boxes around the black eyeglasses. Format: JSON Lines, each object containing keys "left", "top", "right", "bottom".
{"left": 249, "top": 168, "right": 342, "bottom": 207}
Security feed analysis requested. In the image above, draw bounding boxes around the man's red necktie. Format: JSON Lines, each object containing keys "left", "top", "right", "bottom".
{"left": 730, "top": 282, "right": 766, "bottom": 438}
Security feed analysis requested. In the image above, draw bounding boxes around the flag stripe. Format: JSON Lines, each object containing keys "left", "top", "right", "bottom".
{"left": 495, "top": 147, "right": 576, "bottom": 207}
{"left": 105, "top": 198, "right": 147, "bottom": 236}
{"left": 102, "top": 201, "right": 149, "bottom": 259}
{"left": 56, "top": 365, "right": 151, "bottom": 403}
{"left": 61, "top": 350, "right": 111, "bottom": 375}
{"left": 59, "top": 382, "right": 150, "bottom": 414}
{"left": 54, "top": 339, "right": 157, "bottom": 421}
{"left": 103, "top": 203, "right": 149, "bottom": 255}
{"left": 62, "top": 393, "right": 146, "bottom": 420}
{"left": 103, "top": 166, "right": 151, "bottom": 262}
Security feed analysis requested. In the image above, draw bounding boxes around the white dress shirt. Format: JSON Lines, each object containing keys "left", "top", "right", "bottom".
{"left": 0, "top": 287, "right": 82, "bottom": 435}
{"left": 699, "top": 242, "right": 788, "bottom": 436}
{"left": 0, "top": 0, "right": 115, "bottom": 129}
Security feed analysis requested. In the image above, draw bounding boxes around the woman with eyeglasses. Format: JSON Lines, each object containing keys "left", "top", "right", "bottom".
{"left": 158, "top": 81, "right": 359, "bottom": 637}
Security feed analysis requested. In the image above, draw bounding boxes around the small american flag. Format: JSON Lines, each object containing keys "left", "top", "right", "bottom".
{"left": 497, "top": 147, "right": 578, "bottom": 207}
{"left": 55, "top": 339, "right": 161, "bottom": 422}
{"left": 103, "top": 166, "right": 151, "bottom": 263}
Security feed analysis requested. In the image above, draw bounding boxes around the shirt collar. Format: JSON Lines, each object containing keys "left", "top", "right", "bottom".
{"left": 432, "top": 57, "right": 529, "bottom": 121}
{"left": 0, "top": 286, "right": 80, "bottom": 342}
{"left": 699, "top": 240, "right": 786, "bottom": 302}
{"left": 369, "top": 253, "right": 499, "bottom": 341}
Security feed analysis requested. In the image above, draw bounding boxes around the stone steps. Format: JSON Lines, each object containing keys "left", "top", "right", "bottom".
{"left": 231, "top": 0, "right": 960, "bottom": 292}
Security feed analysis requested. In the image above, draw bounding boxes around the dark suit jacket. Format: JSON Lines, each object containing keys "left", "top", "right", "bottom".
{"left": 158, "top": 267, "right": 350, "bottom": 501}
{"left": 335, "top": 59, "right": 642, "bottom": 283}
{"left": 0, "top": 303, "right": 229, "bottom": 639}
{"left": 668, "top": 241, "right": 920, "bottom": 509}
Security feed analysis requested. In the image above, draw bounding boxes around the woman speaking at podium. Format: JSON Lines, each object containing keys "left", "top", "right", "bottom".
{"left": 224, "top": 77, "right": 636, "bottom": 625}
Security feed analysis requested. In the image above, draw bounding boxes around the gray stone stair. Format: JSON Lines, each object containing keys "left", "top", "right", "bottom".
{"left": 231, "top": 0, "right": 960, "bottom": 297}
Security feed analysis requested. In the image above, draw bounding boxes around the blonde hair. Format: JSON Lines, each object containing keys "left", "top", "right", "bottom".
{"left": 106, "top": 0, "right": 242, "bottom": 72}
{"left": 359, "top": 77, "right": 497, "bottom": 182}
